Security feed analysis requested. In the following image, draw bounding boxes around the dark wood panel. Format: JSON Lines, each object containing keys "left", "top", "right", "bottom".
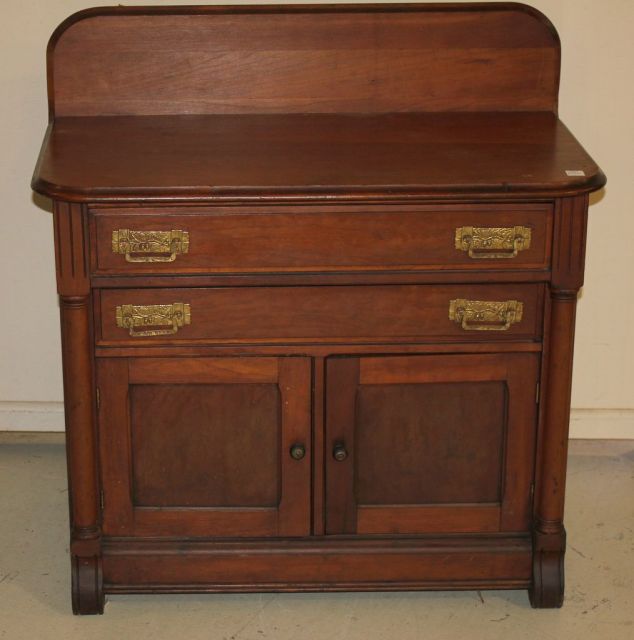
{"left": 92, "top": 206, "right": 551, "bottom": 275}
{"left": 33, "top": 113, "right": 605, "bottom": 202}
{"left": 50, "top": 5, "right": 558, "bottom": 116}
{"left": 130, "top": 384, "right": 280, "bottom": 507}
{"left": 355, "top": 382, "right": 505, "bottom": 504}
{"left": 98, "top": 283, "right": 544, "bottom": 345}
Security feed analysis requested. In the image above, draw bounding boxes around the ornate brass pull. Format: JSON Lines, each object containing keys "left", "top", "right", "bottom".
{"left": 449, "top": 299, "right": 523, "bottom": 331}
{"left": 455, "top": 226, "right": 531, "bottom": 259}
{"left": 115, "top": 303, "right": 191, "bottom": 337}
{"left": 112, "top": 229, "right": 189, "bottom": 263}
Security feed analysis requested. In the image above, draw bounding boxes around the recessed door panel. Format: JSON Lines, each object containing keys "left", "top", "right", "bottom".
{"left": 356, "top": 382, "right": 506, "bottom": 506}
{"left": 130, "top": 383, "right": 281, "bottom": 508}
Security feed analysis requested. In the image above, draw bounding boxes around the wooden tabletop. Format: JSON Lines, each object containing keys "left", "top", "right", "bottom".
{"left": 32, "top": 112, "right": 605, "bottom": 202}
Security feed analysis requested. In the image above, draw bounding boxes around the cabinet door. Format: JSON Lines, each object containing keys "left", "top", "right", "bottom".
{"left": 98, "top": 356, "right": 311, "bottom": 537}
{"left": 325, "top": 353, "right": 538, "bottom": 535}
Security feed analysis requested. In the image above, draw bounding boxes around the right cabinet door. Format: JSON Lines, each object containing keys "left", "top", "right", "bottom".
{"left": 325, "top": 353, "right": 539, "bottom": 535}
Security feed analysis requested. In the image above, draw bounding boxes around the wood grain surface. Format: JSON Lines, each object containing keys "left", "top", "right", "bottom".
{"left": 97, "top": 283, "right": 544, "bottom": 345}
{"left": 92, "top": 203, "right": 552, "bottom": 275}
{"left": 49, "top": 4, "right": 559, "bottom": 117}
{"left": 33, "top": 113, "right": 604, "bottom": 201}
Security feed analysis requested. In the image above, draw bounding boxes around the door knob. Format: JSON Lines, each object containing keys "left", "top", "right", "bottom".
{"left": 289, "top": 443, "right": 306, "bottom": 460}
{"left": 333, "top": 443, "right": 348, "bottom": 461}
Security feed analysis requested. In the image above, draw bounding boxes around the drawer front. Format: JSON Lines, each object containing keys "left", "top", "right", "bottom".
{"left": 92, "top": 205, "right": 552, "bottom": 275}
{"left": 97, "top": 284, "right": 544, "bottom": 345}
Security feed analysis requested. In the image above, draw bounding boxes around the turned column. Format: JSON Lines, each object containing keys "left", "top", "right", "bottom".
{"left": 530, "top": 194, "right": 589, "bottom": 608}
{"left": 52, "top": 201, "right": 104, "bottom": 614}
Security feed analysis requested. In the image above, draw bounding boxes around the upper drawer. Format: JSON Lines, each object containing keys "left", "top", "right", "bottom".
{"left": 90, "top": 204, "right": 552, "bottom": 275}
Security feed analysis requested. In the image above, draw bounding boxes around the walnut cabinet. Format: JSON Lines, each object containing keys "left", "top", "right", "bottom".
{"left": 32, "top": 4, "right": 605, "bottom": 613}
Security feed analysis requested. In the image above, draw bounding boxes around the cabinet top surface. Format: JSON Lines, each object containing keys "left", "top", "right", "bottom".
{"left": 33, "top": 112, "right": 605, "bottom": 202}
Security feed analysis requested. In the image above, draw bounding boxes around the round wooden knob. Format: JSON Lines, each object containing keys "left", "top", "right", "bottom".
{"left": 333, "top": 443, "right": 348, "bottom": 462}
{"left": 289, "top": 444, "right": 306, "bottom": 460}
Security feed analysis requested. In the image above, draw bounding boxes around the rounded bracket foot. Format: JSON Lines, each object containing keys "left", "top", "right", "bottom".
{"left": 529, "top": 549, "right": 565, "bottom": 608}
{"left": 71, "top": 555, "right": 105, "bottom": 615}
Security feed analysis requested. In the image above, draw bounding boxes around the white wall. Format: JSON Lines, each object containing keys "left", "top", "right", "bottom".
{"left": 1, "top": 0, "right": 632, "bottom": 436}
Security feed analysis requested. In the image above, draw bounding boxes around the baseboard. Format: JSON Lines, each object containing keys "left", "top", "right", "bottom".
{"left": 569, "top": 409, "right": 634, "bottom": 439}
{"left": 0, "top": 402, "right": 65, "bottom": 431}
{"left": 1, "top": 402, "right": 633, "bottom": 439}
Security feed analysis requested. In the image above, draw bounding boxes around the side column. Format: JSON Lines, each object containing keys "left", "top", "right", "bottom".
{"left": 530, "top": 194, "right": 589, "bottom": 608}
{"left": 53, "top": 201, "right": 103, "bottom": 614}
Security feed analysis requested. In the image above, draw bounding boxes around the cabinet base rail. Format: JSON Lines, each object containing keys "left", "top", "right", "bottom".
{"left": 73, "top": 535, "right": 558, "bottom": 610}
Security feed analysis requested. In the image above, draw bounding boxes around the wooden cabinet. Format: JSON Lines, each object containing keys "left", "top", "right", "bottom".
{"left": 33, "top": 4, "right": 605, "bottom": 614}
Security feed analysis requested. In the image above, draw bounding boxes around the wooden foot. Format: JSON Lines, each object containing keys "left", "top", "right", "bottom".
{"left": 529, "top": 550, "right": 565, "bottom": 608}
{"left": 529, "top": 528, "right": 565, "bottom": 608}
{"left": 71, "top": 555, "right": 105, "bottom": 615}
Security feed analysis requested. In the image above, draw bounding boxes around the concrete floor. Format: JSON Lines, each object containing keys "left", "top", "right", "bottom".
{"left": 0, "top": 434, "right": 632, "bottom": 639}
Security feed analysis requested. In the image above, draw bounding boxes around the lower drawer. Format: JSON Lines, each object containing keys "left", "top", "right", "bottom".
{"left": 97, "top": 284, "right": 544, "bottom": 345}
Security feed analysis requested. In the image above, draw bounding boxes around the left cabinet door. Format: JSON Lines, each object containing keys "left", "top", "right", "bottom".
{"left": 97, "top": 356, "right": 311, "bottom": 537}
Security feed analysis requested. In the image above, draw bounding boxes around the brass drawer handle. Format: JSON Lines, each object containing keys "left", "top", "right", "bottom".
{"left": 455, "top": 226, "right": 531, "bottom": 259}
{"left": 449, "top": 299, "right": 523, "bottom": 331}
{"left": 112, "top": 229, "right": 189, "bottom": 262}
{"left": 115, "top": 303, "right": 191, "bottom": 337}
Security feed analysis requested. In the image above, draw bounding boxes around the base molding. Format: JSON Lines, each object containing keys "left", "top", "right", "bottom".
{"left": 101, "top": 536, "right": 532, "bottom": 596}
